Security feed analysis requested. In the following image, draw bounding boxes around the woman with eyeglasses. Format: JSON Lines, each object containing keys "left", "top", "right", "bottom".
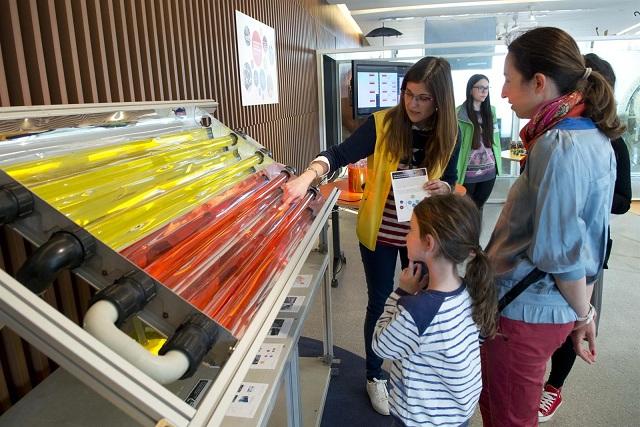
{"left": 284, "top": 56, "right": 460, "bottom": 417}
{"left": 456, "top": 75, "right": 501, "bottom": 214}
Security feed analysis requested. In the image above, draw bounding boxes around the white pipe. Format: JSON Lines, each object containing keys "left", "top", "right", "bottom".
{"left": 83, "top": 300, "right": 189, "bottom": 384}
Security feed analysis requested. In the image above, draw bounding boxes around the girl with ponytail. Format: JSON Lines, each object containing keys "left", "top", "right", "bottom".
{"left": 481, "top": 27, "right": 622, "bottom": 426}
{"left": 371, "top": 194, "right": 496, "bottom": 427}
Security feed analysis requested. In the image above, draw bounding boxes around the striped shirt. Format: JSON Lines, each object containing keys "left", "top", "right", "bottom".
{"left": 372, "top": 284, "right": 481, "bottom": 427}
{"left": 377, "top": 162, "right": 411, "bottom": 247}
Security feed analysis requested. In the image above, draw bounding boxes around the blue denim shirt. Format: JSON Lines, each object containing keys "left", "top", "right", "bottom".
{"left": 487, "top": 118, "right": 616, "bottom": 324}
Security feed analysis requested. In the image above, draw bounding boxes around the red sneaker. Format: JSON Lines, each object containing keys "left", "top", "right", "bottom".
{"left": 538, "top": 384, "right": 563, "bottom": 423}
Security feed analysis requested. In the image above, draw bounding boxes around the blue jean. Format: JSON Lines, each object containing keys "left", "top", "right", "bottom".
{"left": 359, "top": 242, "right": 408, "bottom": 380}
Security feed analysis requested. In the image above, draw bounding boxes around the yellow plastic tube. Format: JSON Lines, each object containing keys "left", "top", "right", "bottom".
{"left": 30, "top": 135, "right": 236, "bottom": 204}
{"left": 56, "top": 150, "right": 239, "bottom": 226}
{"left": 87, "top": 152, "right": 266, "bottom": 250}
{"left": 4, "top": 128, "right": 211, "bottom": 185}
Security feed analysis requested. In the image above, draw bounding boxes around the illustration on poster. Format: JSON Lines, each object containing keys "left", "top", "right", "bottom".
{"left": 244, "top": 26, "right": 250, "bottom": 45}
{"left": 252, "top": 31, "right": 262, "bottom": 66}
{"left": 243, "top": 63, "right": 252, "bottom": 89}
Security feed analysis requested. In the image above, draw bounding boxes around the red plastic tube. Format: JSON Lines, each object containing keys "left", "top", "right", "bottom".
{"left": 152, "top": 190, "right": 281, "bottom": 290}
{"left": 232, "top": 219, "right": 310, "bottom": 335}
{"left": 120, "top": 170, "right": 289, "bottom": 268}
{"left": 179, "top": 194, "right": 292, "bottom": 307}
{"left": 217, "top": 214, "right": 311, "bottom": 336}
{"left": 199, "top": 190, "right": 316, "bottom": 318}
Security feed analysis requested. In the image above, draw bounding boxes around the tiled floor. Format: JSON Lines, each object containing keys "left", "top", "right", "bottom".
{"left": 303, "top": 193, "right": 640, "bottom": 426}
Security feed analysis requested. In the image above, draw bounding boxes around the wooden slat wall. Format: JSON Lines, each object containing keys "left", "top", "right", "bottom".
{"left": 0, "top": 0, "right": 362, "bottom": 415}
{"left": 0, "top": 0, "right": 362, "bottom": 169}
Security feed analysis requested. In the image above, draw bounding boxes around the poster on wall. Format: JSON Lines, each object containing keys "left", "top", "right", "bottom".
{"left": 235, "top": 11, "right": 279, "bottom": 106}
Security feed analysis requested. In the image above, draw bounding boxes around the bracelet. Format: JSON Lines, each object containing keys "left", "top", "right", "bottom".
{"left": 576, "top": 303, "right": 595, "bottom": 324}
{"left": 304, "top": 166, "right": 320, "bottom": 182}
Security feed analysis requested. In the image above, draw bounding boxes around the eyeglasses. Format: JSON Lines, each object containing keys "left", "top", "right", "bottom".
{"left": 473, "top": 85, "right": 490, "bottom": 92}
{"left": 402, "top": 90, "right": 434, "bottom": 104}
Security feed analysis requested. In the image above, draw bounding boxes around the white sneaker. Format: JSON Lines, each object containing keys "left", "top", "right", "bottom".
{"left": 366, "top": 378, "right": 390, "bottom": 415}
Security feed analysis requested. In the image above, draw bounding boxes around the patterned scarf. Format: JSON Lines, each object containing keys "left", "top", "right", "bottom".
{"left": 519, "top": 91, "right": 585, "bottom": 167}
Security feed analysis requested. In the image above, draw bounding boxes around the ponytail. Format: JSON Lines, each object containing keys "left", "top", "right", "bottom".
{"left": 582, "top": 71, "right": 625, "bottom": 139}
{"left": 413, "top": 194, "right": 498, "bottom": 337}
{"left": 507, "top": 27, "right": 625, "bottom": 140}
{"left": 465, "top": 249, "right": 498, "bottom": 338}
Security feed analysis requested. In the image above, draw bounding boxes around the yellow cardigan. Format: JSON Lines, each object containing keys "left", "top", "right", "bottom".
{"left": 356, "top": 110, "right": 448, "bottom": 250}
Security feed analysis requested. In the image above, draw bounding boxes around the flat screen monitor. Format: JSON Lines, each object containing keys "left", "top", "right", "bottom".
{"left": 352, "top": 60, "right": 412, "bottom": 118}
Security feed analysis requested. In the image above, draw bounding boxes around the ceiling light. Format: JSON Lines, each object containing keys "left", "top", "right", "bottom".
{"left": 617, "top": 22, "right": 640, "bottom": 35}
{"left": 381, "top": 16, "right": 421, "bottom": 22}
{"left": 337, "top": 4, "right": 363, "bottom": 35}
{"left": 350, "top": 0, "right": 565, "bottom": 16}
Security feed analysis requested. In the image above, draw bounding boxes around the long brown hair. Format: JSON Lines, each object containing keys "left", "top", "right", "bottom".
{"left": 508, "top": 27, "right": 625, "bottom": 139}
{"left": 464, "top": 74, "right": 494, "bottom": 149}
{"left": 413, "top": 194, "right": 497, "bottom": 338}
{"left": 382, "top": 57, "right": 458, "bottom": 176}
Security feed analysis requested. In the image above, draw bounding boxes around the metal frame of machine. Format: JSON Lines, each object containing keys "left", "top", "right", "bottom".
{"left": 0, "top": 101, "right": 338, "bottom": 426}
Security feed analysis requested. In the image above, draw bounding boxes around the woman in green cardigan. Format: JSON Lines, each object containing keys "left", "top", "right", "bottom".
{"left": 456, "top": 74, "right": 501, "bottom": 213}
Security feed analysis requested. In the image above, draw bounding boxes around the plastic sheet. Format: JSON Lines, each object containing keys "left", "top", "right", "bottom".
{"left": 86, "top": 151, "right": 266, "bottom": 250}
{"left": 120, "top": 172, "right": 271, "bottom": 268}
{"left": 217, "top": 213, "right": 311, "bottom": 337}
{"left": 29, "top": 134, "right": 236, "bottom": 207}
{"left": 4, "top": 128, "right": 212, "bottom": 185}
{"left": 59, "top": 149, "right": 239, "bottom": 226}
{"left": 141, "top": 171, "right": 291, "bottom": 282}
{"left": 198, "top": 190, "right": 316, "bottom": 319}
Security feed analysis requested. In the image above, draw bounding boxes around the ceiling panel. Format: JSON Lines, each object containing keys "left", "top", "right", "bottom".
{"left": 327, "top": 0, "right": 640, "bottom": 45}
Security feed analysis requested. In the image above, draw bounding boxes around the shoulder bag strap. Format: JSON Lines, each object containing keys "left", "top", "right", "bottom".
{"left": 498, "top": 268, "right": 546, "bottom": 312}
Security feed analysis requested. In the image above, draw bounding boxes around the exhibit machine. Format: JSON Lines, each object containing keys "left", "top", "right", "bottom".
{"left": 0, "top": 101, "right": 338, "bottom": 426}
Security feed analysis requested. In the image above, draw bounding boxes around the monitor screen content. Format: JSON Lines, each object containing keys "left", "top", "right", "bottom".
{"left": 352, "top": 60, "right": 412, "bottom": 118}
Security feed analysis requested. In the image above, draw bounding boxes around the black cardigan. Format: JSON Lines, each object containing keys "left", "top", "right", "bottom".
{"left": 319, "top": 115, "right": 461, "bottom": 187}
{"left": 604, "top": 137, "right": 632, "bottom": 267}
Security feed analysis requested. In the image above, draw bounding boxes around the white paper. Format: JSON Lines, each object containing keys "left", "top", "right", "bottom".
{"left": 357, "top": 71, "right": 378, "bottom": 108}
{"left": 390, "top": 168, "right": 429, "bottom": 222}
{"left": 379, "top": 71, "right": 399, "bottom": 107}
{"left": 280, "top": 295, "right": 305, "bottom": 313}
{"left": 268, "top": 318, "right": 293, "bottom": 338}
{"left": 227, "top": 382, "right": 268, "bottom": 418}
{"left": 235, "top": 11, "right": 279, "bottom": 106}
{"left": 250, "top": 343, "right": 284, "bottom": 370}
{"left": 292, "top": 274, "right": 312, "bottom": 288}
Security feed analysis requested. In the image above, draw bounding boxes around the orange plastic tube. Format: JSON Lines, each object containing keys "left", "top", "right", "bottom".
{"left": 144, "top": 170, "right": 290, "bottom": 279}
{"left": 199, "top": 190, "right": 316, "bottom": 318}
{"left": 120, "top": 172, "right": 269, "bottom": 268}
{"left": 216, "top": 213, "right": 311, "bottom": 336}
{"left": 230, "top": 224, "right": 310, "bottom": 338}
{"left": 173, "top": 192, "right": 287, "bottom": 304}
{"left": 149, "top": 189, "right": 281, "bottom": 287}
